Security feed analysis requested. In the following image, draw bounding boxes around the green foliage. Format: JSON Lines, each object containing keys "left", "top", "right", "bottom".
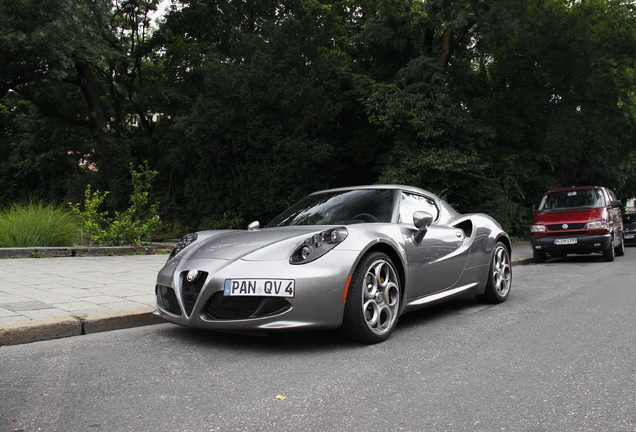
{"left": 70, "top": 163, "right": 161, "bottom": 245}
{"left": 153, "top": 219, "right": 189, "bottom": 240}
{"left": 0, "top": 201, "right": 78, "bottom": 247}
{"left": 2, "top": 0, "right": 636, "bottom": 238}
{"left": 366, "top": 60, "right": 492, "bottom": 208}
{"left": 200, "top": 211, "right": 245, "bottom": 230}
{"left": 0, "top": 93, "right": 89, "bottom": 204}
{"left": 70, "top": 185, "right": 111, "bottom": 245}
{"left": 473, "top": 0, "right": 636, "bottom": 202}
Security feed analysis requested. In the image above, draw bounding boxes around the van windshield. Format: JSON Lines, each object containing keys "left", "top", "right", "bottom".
{"left": 538, "top": 189, "right": 605, "bottom": 211}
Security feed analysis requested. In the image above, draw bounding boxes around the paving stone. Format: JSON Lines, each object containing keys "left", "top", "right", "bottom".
{"left": 122, "top": 295, "right": 155, "bottom": 306}
{"left": 51, "top": 301, "right": 104, "bottom": 313}
{"left": 0, "top": 294, "right": 29, "bottom": 303}
{"left": 0, "top": 300, "right": 51, "bottom": 312}
{"left": 0, "top": 316, "right": 29, "bottom": 324}
{"left": 101, "top": 301, "right": 151, "bottom": 311}
{"left": 19, "top": 308, "right": 71, "bottom": 320}
{"left": 0, "top": 307, "right": 20, "bottom": 318}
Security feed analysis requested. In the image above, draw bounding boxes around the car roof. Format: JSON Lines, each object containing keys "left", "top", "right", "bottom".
{"left": 311, "top": 184, "right": 439, "bottom": 198}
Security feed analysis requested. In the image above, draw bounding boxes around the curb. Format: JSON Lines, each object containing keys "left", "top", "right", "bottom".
{"left": 512, "top": 257, "right": 534, "bottom": 266}
{"left": 0, "top": 245, "right": 173, "bottom": 259}
{"left": 0, "top": 316, "right": 82, "bottom": 346}
{"left": 0, "top": 307, "right": 164, "bottom": 346}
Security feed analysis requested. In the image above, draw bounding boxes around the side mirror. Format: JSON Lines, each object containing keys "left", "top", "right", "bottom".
{"left": 531, "top": 205, "right": 536, "bottom": 212}
{"left": 610, "top": 200, "right": 622, "bottom": 208}
{"left": 248, "top": 221, "right": 260, "bottom": 231}
{"left": 413, "top": 211, "right": 433, "bottom": 242}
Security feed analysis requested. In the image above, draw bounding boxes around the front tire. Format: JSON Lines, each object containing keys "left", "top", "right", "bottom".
{"left": 341, "top": 252, "right": 401, "bottom": 343}
{"left": 478, "top": 242, "right": 512, "bottom": 303}
{"left": 533, "top": 250, "right": 546, "bottom": 264}
{"left": 603, "top": 236, "right": 615, "bottom": 262}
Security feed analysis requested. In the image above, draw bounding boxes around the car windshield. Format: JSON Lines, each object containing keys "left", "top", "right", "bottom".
{"left": 538, "top": 189, "right": 605, "bottom": 211}
{"left": 268, "top": 189, "right": 395, "bottom": 227}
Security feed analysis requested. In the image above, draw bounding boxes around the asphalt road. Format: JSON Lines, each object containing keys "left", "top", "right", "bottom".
{"left": 1, "top": 250, "right": 635, "bottom": 432}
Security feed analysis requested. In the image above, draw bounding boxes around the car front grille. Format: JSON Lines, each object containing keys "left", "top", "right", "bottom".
{"left": 546, "top": 231, "right": 587, "bottom": 237}
{"left": 205, "top": 292, "right": 291, "bottom": 320}
{"left": 181, "top": 271, "right": 209, "bottom": 317}
{"left": 156, "top": 285, "right": 181, "bottom": 315}
{"left": 547, "top": 223, "right": 586, "bottom": 231}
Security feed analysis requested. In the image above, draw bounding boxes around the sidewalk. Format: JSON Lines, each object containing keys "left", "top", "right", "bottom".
{"left": 0, "top": 254, "right": 168, "bottom": 345}
{"left": 0, "top": 242, "right": 533, "bottom": 346}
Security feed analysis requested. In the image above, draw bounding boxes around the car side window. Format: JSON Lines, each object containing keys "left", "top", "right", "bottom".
{"left": 398, "top": 192, "right": 439, "bottom": 224}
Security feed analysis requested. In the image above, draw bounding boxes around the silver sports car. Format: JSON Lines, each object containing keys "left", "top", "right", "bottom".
{"left": 155, "top": 185, "right": 512, "bottom": 343}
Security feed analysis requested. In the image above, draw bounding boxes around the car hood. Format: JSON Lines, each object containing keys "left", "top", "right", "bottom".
{"left": 182, "top": 227, "right": 324, "bottom": 261}
{"left": 533, "top": 207, "right": 605, "bottom": 225}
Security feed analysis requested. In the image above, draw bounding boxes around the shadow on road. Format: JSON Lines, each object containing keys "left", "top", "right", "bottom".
{"left": 152, "top": 295, "right": 496, "bottom": 353}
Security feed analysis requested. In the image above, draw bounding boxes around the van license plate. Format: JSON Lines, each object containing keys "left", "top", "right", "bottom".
{"left": 555, "top": 238, "right": 577, "bottom": 245}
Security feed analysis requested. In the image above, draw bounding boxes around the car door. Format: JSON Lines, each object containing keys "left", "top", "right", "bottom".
{"left": 398, "top": 192, "right": 470, "bottom": 299}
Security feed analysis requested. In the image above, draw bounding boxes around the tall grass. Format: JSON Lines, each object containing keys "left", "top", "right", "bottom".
{"left": 0, "top": 202, "right": 79, "bottom": 247}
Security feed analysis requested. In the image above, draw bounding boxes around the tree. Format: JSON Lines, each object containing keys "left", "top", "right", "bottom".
{"left": 472, "top": 0, "right": 636, "bottom": 209}
{"left": 0, "top": 0, "right": 161, "bottom": 207}
{"left": 150, "top": 0, "right": 380, "bottom": 226}
{"left": 2, "top": 0, "right": 635, "bottom": 238}
{"left": 359, "top": 0, "right": 494, "bottom": 208}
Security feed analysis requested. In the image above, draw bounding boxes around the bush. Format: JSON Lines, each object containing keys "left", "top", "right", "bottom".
{"left": 200, "top": 211, "right": 245, "bottom": 230}
{"left": 70, "top": 163, "right": 161, "bottom": 246}
{"left": 0, "top": 202, "right": 78, "bottom": 247}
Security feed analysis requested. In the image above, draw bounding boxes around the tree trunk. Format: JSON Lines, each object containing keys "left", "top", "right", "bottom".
{"left": 75, "top": 61, "right": 114, "bottom": 190}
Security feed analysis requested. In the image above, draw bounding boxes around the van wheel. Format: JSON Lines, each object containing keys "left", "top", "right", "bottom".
{"left": 533, "top": 251, "right": 546, "bottom": 264}
{"left": 603, "top": 237, "right": 615, "bottom": 262}
{"left": 615, "top": 234, "right": 625, "bottom": 257}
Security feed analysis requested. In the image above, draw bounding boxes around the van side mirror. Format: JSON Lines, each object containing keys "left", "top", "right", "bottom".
{"left": 413, "top": 211, "right": 433, "bottom": 242}
{"left": 610, "top": 200, "right": 622, "bottom": 208}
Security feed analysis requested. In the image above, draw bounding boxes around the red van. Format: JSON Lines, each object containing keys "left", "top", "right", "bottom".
{"left": 530, "top": 186, "right": 624, "bottom": 263}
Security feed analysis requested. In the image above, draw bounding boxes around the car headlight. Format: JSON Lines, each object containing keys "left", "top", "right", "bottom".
{"left": 586, "top": 221, "right": 608, "bottom": 229}
{"left": 290, "top": 227, "right": 348, "bottom": 264}
{"left": 530, "top": 225, "right": 546, "bottom": 233}
{"left": 168, "top": 233, "right": 198, "bottom": 260}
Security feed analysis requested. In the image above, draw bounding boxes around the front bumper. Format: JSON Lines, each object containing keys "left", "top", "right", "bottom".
{"left": 154, "top": 250, "right": 358, "bottom": 331}
{"left": 530, "top": 234, "right": 612, "bottom": 254}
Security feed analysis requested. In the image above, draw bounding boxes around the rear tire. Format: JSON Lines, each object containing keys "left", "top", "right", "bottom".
{"left": 615, "top": 233, "right": 625, "bottom": 257}
{"left": 341, "top": 252, "right": 401, "bottom": 343}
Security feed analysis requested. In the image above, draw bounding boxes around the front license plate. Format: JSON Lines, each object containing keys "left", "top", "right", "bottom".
{"left": 554, "top": 238, "right": 577, "bottom": 245}
{"left": 223, "top": 279, "right": 295, "bottom": 297}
